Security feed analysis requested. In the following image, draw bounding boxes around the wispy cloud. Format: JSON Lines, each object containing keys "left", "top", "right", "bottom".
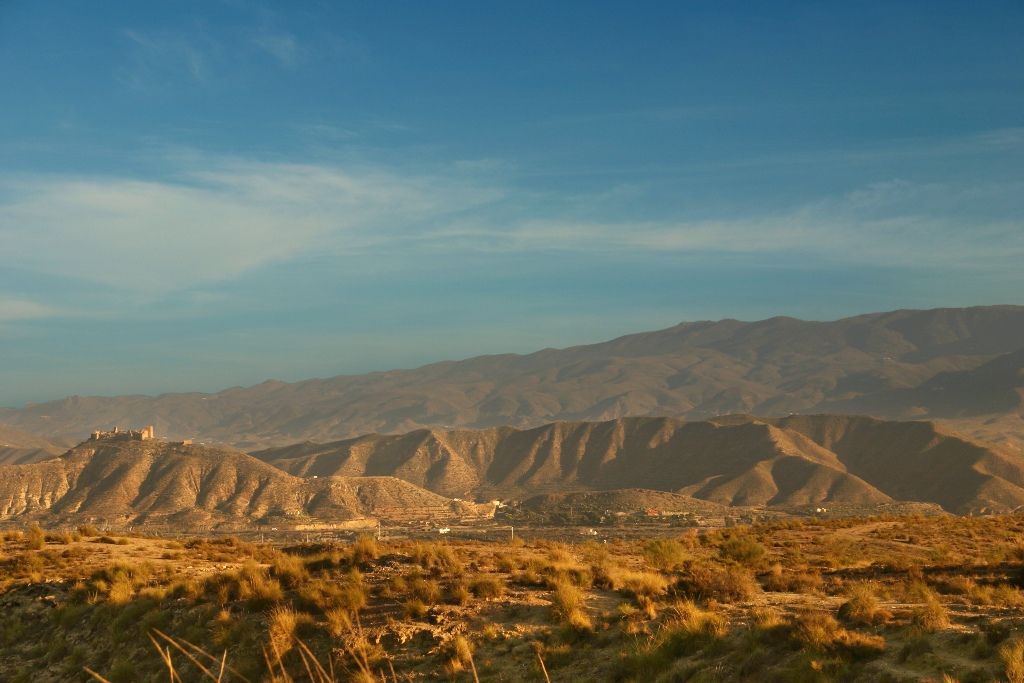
{"left": 250, "top": 29, "right": 302, "bottom": 67}
{"left": 421, "top": 178, "right": 1024, "bottom": 269}
{"left": 1, "top": 149, "right": 1020, "bottom": 312}
{"left": 119, "top": 28, "right": 220, "bottom": 88}
{"left": 0, "top": 296, "right": 60, "bottom": 322}
{"left": 0, "top": 157, "right": 501, "bottom": 294}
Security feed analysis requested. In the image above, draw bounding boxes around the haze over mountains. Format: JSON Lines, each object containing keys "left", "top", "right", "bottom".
{"left": 2, "top": 306, "right": 1021, "bottom": 449}
{"left": 0, "top": 423, "right": 68, "bottom": 466}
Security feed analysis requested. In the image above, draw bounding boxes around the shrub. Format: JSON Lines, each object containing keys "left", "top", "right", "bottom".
{"left": 539, "top": 559, "right": 593, "bottom": 589}
{"left": 621, "top": 571, "right": 669, "bottom": 599}
{"left": 26, "top": 525, "right": 45, "bottom": 550}
{"left": 676, "top": 562, "right": 758, "bottom": 603}
{"left": 403, "top": 598, "right": 428, "bottom": 619}
{"left": 410, "top": 577, "right": 442, "bottom": 604}
{"left": 270, "top": 553, "right": 308, "bottom": 588}
{"left": 107, "top": 576, "right": 135, "bottom": 604}
{"left": 837, "top": 583, "right": 892, "bottom": 626}
{"left": 325, "top": 607, "right": 352, "bottom": 637}
{"left": 912, "top": 596, "right": 950, "bottom": 632}
{"left": 643, "top": 539, "right": 688, "bottom": 571}
{"left": 410, "top": 542, "right": 461, "bottom": 575}
{"left": 350, "top": 535, "right": 379, "bottom": 565}
{"left": 760, "top": 563, "right": 823, "bottom": 593}
{"left": 549, "top": 580, "right": 591, "bottom": 631}
{"left": 445, "top": 635, "right": 475, "bottom": 674}
{"left": 470, "top": 575, "right": 506, "bottom": 599}
{"left": 266, "top": 606, "right": 300, "bottom": 656}
{"left": 615, "top": 600, "right": 725, "bottom": 680}
{"left": 790, "top": 611, "right": 885, "bottom": 658}
{"left": 667, "top": 600, "right": 728, "bottom": 641}
{"left": 1001, "top": 638, "right": 1024, "bottom": 683}
{"left": 749, "top": 605, "right": 783, "bottom": 630}
{"left": 718, "top": 535, "right": 767, "bottom": 567}
{"left": 448, "top": 580, "right": 471, "bottom": 605}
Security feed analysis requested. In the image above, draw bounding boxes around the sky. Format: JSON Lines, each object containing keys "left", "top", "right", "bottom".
{"left": 1, "top": 1, "right": 1023, "bottom": 406}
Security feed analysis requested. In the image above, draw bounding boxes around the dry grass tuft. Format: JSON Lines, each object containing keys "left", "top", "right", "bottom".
{"left": 1001, "top": 638, "right": 1024, "bottom": 683}
{"left": 911, "top": 595, "right": 950, "bottom": 632}
{"left": 470, "top": 575, "right": 506, "bottom": 599}
{"left": 549, "top": 580, "right": 592, "bottom": 631}
{"left": 837, "top": 583, "right": 892, "bottom": 626}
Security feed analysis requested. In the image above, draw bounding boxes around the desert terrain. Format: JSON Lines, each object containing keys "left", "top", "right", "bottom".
{"left": 3, "top": 514, "right": 1024, "bottom": 681}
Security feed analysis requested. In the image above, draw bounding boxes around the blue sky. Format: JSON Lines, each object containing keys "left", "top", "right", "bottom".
{"left": 1, "top": 1, "right": 1022, "bottom": 405}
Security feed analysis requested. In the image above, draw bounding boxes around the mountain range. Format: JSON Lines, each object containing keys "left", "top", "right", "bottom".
{"left": 1, "top": 413, "right": 1021, "bottom": 527}
{"left": 253, "top": 414, "right": 1024, "bottom": 514}
{"left": 0, "top": 436, "right": 490, "bottom": 529}
{"left": 1, "top": 305, "right": 1022, "bottom": 450}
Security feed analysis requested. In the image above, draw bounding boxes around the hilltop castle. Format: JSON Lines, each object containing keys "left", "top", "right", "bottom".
{"left": 90, "top": 425, "right": 155, "bottom": 441}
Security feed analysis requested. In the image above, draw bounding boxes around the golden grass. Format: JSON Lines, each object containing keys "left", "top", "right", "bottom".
{"left": 549, "top": 580, "right": 592, "bottom": 631}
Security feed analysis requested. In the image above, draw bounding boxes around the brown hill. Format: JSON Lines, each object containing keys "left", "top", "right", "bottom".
{"left": 0, "top": 422, "right": 67, "bottom": 466}
{"left": 253, "top": 414, "right": 1024, "bottom": 513}
{"left": 0, "top": 437, "right": 486, "bottom": 529}
{"left": 2, "top": 306, "right": 1023, "bottom": 449}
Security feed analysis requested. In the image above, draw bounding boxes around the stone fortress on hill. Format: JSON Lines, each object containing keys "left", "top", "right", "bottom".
{"left": 88, "top": 425, "right": 193, "bottom": 445}
{"left": 90, "top": 425, "right": 155, "bottom": 441}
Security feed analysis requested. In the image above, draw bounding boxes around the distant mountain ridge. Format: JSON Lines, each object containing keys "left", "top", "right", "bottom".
{"left": 253, "top": 414, "right": 1024, "bottom": 514}
{"left": 0, "top": 422, "right": 68, "bottom": 466}
{"left": 1, "top": 305, "right": 1022, "bottom": 449}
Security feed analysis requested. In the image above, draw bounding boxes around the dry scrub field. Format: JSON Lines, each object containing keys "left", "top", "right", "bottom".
{"left": 2, "top": 515, "right": 1024, "bottom": 682}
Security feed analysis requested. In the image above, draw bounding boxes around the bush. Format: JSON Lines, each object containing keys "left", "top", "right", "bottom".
{"left": 403, "top": 598, "right": 428, "bottom": 620}
{"left": 676, "top": 562, "right": 759, "bottom": 603}
{"left": 445, "top": 634, "right": 475, "bottom": 674}
{"left": 410, "top": 577, "right": 442, "bottom": 604}
{"left": 266, "top": 606, "right": 300, "bottom": 656}
{"left": 718, "top": 535, "right": 767, "bottom": 567}
{"left": 448, "top": 580, "right": 471, "bottom": 605}
{"left": 912, "top": 596, "right": 950, "bottom": 632}
{"left": 470, "top": 575, "right": 506, "bottom": 599}
{"left": 1001, "top": 638, "right": 1024, "bottom": 683}
{"left": 790, "top": 611, "right": 885, "bottom": 658}
{"left": 270, "top": 553, "right": 309, "bottom": 588}
{"left": 837, "top": 583, "right": 892, "bottom": 626}
{"left": 410, "top": 542, "right": 461, "bottom": 575}
{"left": 643, "top": 539, "right": 688, "bottom": 571}
{"left": 26, "top": 525, "right": 45, "bottom": 550}
{"left": 350, "top": 535, "right": 379, "bottom": 565}
{"left": 549, "top": 580, "right": 591, "bottom": 631}
{"left": 760, "top": 563, "right": 823, "bottom": 593}
{"left": 673, "top": 599, "right": 728, "bottom": 635}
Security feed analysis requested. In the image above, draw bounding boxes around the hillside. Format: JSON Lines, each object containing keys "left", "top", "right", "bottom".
{"left": 0, "top": 422, "right": 67, "bottom": 466}
{"left": 1, "top": 305, "right": 1023, "bottom": 449}
{"left": 253, "top": 414, "right": 1024, "bottom": 514}
{"left": 0, "top": 437, "right": 488, "bottom": 529}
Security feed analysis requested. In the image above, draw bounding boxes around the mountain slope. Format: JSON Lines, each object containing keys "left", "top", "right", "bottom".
{"left": 254, "top": 414, "right": 1024, "bottom": 513}
{"left": 2, "top": 305, "right": 1023, "bottom": 448}
{"left": 0, "top": 437, "right": 487, "bottom": 529}
{"left": 0, "top": 422, "right": 68, "bottom": 466}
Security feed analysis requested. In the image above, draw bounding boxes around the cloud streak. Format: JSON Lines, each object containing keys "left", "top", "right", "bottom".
{"left": 0, "top": 296, "right": 60, "bottom": 322}
{"left": 0, "top": 157, "right": 501, "bottom": 294}
{"left": 1, "top": 152, "right": 1020, "bottom": 311}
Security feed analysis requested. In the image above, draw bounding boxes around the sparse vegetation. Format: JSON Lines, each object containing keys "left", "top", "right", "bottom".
{"left": 2, "top": 512, "right": 1024, "bottom": 681}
